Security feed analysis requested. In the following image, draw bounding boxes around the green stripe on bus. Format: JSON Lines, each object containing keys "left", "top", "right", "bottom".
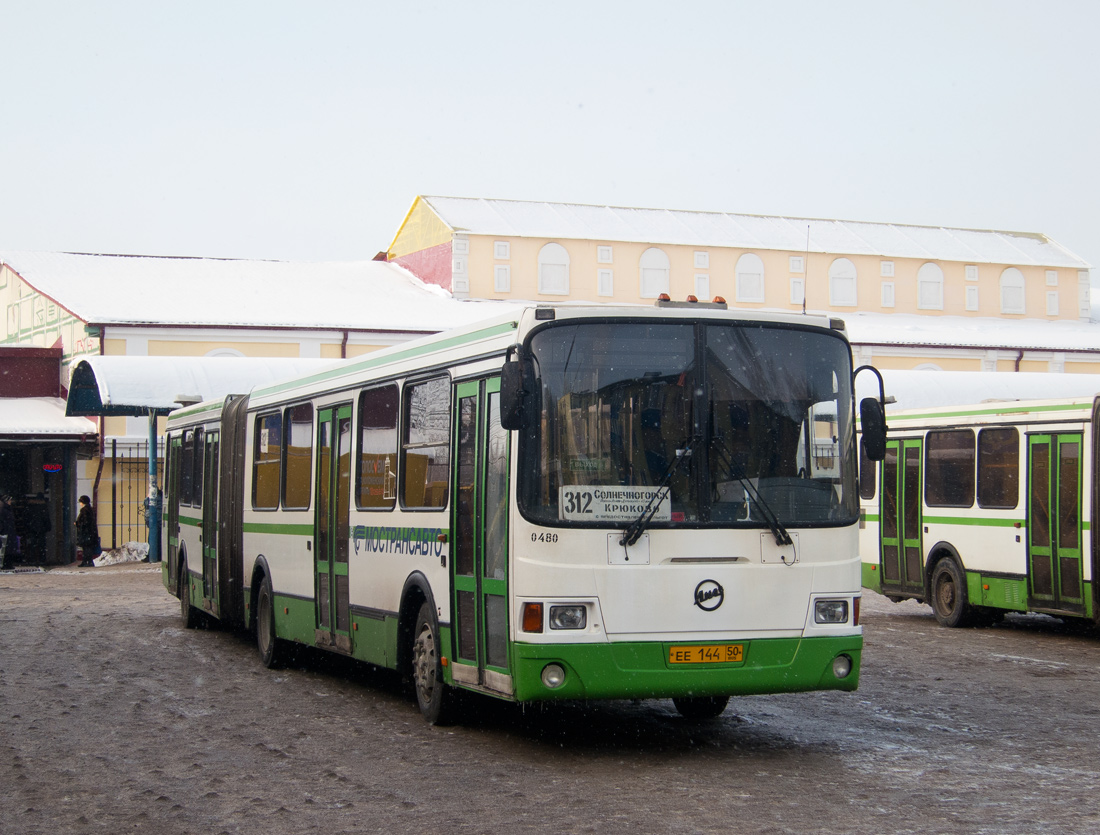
{"left": 887, "top": 400, "right": 1091, "bottom": 423}
{"left": 243, "top": 522, "right": 315, "bottom": 536}
{"left": 180, "top": 516, "right": 201, "bottom": 527}
{"left": 920, "top": 515, "right": 1024, "bottom": 528}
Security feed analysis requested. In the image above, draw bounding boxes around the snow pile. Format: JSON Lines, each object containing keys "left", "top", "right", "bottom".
{"left": 93, "top": 541, "right": 149, "bottom": 566}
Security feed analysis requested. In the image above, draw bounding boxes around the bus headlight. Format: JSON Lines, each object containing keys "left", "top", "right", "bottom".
{"left": 815, "top": 599, "right": 849, "bottom": 624}
{"left": 549, "top": 605, "right": 587, "bottom": 630}
{"left": 541, "top": 664, "right": 567, "bottom": 689}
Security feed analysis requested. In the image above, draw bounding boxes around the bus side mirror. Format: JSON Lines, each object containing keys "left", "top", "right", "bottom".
{"left": 860, "top": 397, "right": 887, "bottom": 461}
{"left": 500, "top": 360, "right": 528, "bottom": 431}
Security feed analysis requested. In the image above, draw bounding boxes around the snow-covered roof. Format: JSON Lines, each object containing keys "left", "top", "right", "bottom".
{"left": 422, "top": 196, "right": 1090, "bottom": 269}
{"left": 842, "top": 311, "right": 1100, "bottom": 352}
{"left": 0, "top": 251, "right": 517, "bottom": 331}
{"left": 66, "top": 356, "right": 347, "bottom": 416}
{"left": 0, "top": 397, "right": 96, "bottom": 438}
{"left": 856, "top": 369, "right": 1100, "bottom": 412}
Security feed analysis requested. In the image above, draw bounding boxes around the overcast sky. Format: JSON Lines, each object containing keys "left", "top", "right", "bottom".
{"left": 3, "top": 1, "right": 1097, "bottom": 279}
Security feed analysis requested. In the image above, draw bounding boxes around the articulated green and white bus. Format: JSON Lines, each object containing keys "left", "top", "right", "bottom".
{"left": 164, "top": 301, "right": 880, "bottom": 723}
{"left": 859, "top": 396, "right": 1100, "bottom": 628}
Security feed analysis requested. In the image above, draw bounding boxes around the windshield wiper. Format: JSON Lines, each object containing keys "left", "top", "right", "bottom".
{"left": 731, "top": 471, "right": 792, "bottom": 547}
{"left": 619, "top": 438, "right": 695, "bottom": 548}
{"left": 710, "top": 435, "right": 792, "bottom": 547}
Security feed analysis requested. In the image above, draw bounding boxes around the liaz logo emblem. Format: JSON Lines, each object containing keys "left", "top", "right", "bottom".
{"left": 694, "top": 580, "right": 725, "bottom": 611}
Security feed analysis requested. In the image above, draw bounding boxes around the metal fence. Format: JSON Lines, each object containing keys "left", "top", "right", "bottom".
{"left": 104, "top": 440, "right": 163, "bottom": 550}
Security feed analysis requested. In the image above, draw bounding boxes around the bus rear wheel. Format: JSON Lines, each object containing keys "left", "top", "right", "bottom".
{"left": 673, "top": 695, "right": 730, "bottom": 719}
{"left": 412, "top": 602, "right": 455, "bottom": 725}
{"left": 256, "top": 575, "right": 288, "bottom": 669}
{"left": 179, "top": 560, "right": 199, "bottom": 629}
{"left": 930, "top": 557, "right": 972, "bottom": 628}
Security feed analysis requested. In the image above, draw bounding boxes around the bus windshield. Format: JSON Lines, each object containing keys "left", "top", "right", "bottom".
{"left": 519, "top": 320, "right": 858, "bottom": 529}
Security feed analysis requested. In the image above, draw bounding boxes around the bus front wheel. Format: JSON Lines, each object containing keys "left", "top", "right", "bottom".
{"left": 412, "top": 602, "right": 455, "bottom": 725}
{"left": 673, "top": 695, "right": 730, "bottom": 719}
{"left": 930, "top": 557, "right": 971, "bottom": 628}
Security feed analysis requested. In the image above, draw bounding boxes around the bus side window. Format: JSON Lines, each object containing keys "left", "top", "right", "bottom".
{"left": 402, "top": 377, "right": 450, "bottom": 509}
{"left": 357, "top": 384, "right": 399, "bottom": 510}
{"left": 192, "top": 428, "right": 204, "bottom": 508}
{"left": 283, "top": 404, "right": 313, "bottom": 510}
{"left": 180, "top": 430, "right": 194, "bottom": 506}
{"left": 925, "top": 429, "right": 975, "bottom": 508}
{"left": 977, "top": 427, "right": 1019, "bottom": 509}
{"left": 252, "top": 412, "right": 282, "bottom": 510}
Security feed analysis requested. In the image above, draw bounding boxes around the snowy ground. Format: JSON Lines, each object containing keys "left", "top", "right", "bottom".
{"left": 2, "top": 567, "right": 1100, "bottom": 834}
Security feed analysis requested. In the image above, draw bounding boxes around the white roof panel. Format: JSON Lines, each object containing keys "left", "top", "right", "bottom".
{"left": 0, "top": 398, "right": 96, "bottom": 437}
{"left": 0, "top": 251, "right": 516, "bottom": 331}
{"left": 422, "top": 197, "right": 1090, "bottom": 269}
{"left": 856, "top": 370, "right": 1100, "bottom": 411}
{"left": 843, "top": 311, "right": 1100, "bottom": 352}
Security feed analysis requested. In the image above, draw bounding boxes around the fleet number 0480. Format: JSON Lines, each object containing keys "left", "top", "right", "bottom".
{"left": 531, "top": 532, "right": 559, "bottom": 543}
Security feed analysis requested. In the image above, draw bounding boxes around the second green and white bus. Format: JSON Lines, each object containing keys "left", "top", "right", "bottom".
{"left": 164, "top": 301, "right": 880, "bottom": 723}
{"left": 860, "top": 395, "right": 1100, "bottom": 628}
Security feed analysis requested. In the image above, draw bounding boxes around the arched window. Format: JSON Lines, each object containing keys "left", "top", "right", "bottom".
{"left": 639, "top": 248, "right": 670, "bottom": 298}
{"left": 735, "top": 253, "right": 765, "bottom": 303}
{"left": 1000, "top": 267, "right": 1025, "bottom": 314}
{"left": 917, "top": 262, "right": 944, "bottom": 310}
{"left": 206, "top": 348, "right": 246, "bottom": 357}
{"left": 538, "top": 243, "right": 570, "bottom": 295}
{"left": 829, "top": 258, "right": 858, "bottom": 306}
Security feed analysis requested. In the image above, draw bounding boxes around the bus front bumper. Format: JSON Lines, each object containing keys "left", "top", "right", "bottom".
{"left": 509, "top": 634, "right": 862, "bottom": 703}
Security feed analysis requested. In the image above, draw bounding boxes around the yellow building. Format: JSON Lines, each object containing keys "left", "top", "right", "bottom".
{"left": 387, "top": 195, "right": 1099, "bottom": 374}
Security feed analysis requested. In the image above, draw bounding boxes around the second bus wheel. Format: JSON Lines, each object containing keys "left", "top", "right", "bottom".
{"left": 256, "top": 574, "right": 289, "bottom": 669}
{"left": 179, "top": 559, "right": 200, "bottom": 629}
{"left": 411, "top": 602, "right": 456, "bottom": 725}
{"left": 930, "top": 557, "right": 972, "bottom": 628}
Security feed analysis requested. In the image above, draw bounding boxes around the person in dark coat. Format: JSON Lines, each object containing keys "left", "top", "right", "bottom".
{"left": 25, "top": 491, "right": 51, "bottom": 564}
{"left": 74, "top": 495, "right": 99, "bottom": 567}
{"left": 0, "top": 495, "right": 17, "bottom": 570}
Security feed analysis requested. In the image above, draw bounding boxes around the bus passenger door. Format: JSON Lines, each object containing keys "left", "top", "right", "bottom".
{"left": 1028, "top": 433, "right": 1084, "bottom": 614}
{"left": 315, "top": 405, "right": 353, "bottom": 652}
{"left": 201, "top": 431, "right": 220, "bottom": 617}
{"left": 880, "top": 438, "right": 925, "bottom": 598}
{"left": 166, "top": 436, "right": 182, "bottom": 595}
{"left": 450, "top": 378, "right": 512, "bottom": 695}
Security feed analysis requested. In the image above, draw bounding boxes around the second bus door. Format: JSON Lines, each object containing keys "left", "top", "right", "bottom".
{"left": 315, "top": 405, "right": 353, "bottom": 652}
{"left": 201, "top": 431, "right": 220, "bottom": 617}
{"left": 880, "top": 438, "right": 925, "bottom": 598}
{"left": 1028, "top": 433, "right": 1084, "bottom": 615}
{"left": 450, "top": 378, "right": 512, "bottom": 695}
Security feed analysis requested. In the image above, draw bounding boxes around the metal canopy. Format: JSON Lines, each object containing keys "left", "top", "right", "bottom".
{"left": 65, "top": 356, "right": 343, "bottom": 417}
